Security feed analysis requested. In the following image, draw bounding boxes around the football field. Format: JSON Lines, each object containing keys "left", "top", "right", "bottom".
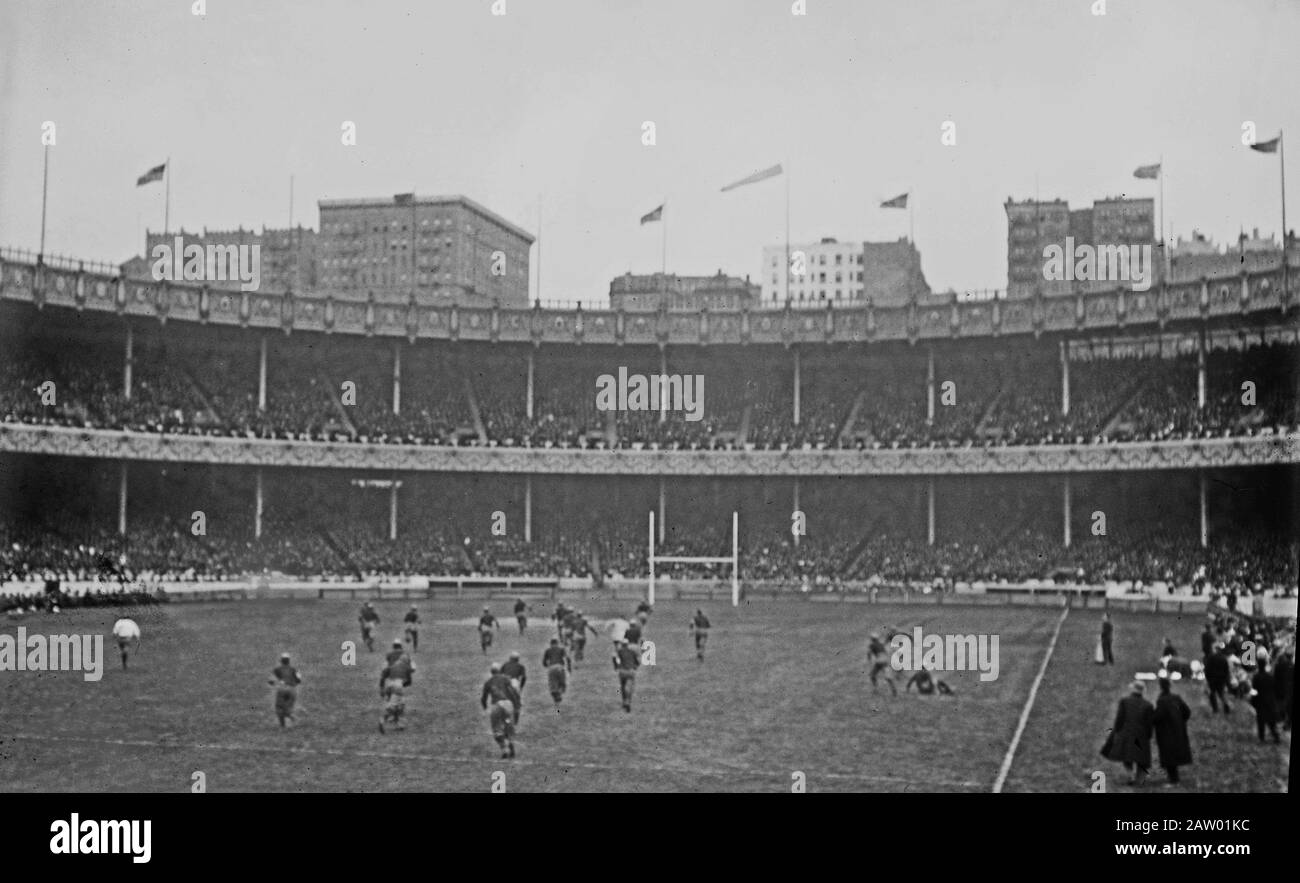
{"left": 0, "top": 598, "right": 1287, "bottom": 792}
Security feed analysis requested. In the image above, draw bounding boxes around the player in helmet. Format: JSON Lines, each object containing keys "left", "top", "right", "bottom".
{"left": 478, "top": 607, "right": 499, "bottom": 654}
{"left": 358, "top": 602, "right": 380, "bottom": 652}
{"left": 269, "top": 653, "right": 302, "bottom": 728}
{"left": 868, "top": 632, "right": 897, "bottom": 696}
{"left": 481, "top": 663, "right": 521, "bottom": 758}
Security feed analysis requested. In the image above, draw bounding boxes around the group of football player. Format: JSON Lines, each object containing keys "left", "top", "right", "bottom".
{"left": 264, "top": 597, "right": 714, "bottom": 759}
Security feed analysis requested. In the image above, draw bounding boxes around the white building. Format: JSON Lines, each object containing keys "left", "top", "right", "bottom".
{"left": 761, "top": 238, "right": 864, "bottom": 306}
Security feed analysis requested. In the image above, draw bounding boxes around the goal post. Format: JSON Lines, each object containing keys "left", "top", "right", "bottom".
{"left": 647, "top": 510, "right": 739, "bottom": 607}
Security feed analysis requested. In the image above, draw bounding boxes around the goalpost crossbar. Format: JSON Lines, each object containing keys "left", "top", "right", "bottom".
{"left": 648, "top": 510, "right": 740, "bottom": 607}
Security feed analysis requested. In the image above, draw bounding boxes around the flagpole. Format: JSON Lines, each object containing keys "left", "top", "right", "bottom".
{"left": 661, "top": 198, "right": 667, "bottom": 278}
{"left": 39, "top": 144, "right": 49, "bottom": 259}
{"left": 164, "top": 156, "right": 171, "bottom": 234}
{"left": 1159, "top": 155, "right": 1166, "bottom": 279}
{"left": 784, "top": 161, "right": 790, "bottom": 305}
{"left": 290, "top": 174, "right": 298, "bottom": 290}
{"left": 536, "top": 194, "right": 542, "bottom": 304}
{"left": 1281, "top": 132, "right": 1288, "bottom": 302}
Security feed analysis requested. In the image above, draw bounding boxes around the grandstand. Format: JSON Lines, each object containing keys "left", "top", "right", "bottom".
{"left": 0, "top": 250, "right": 1296, "bottom": 603}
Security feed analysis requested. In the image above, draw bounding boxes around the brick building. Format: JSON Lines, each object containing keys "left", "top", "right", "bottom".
{"left": 316, "top": 194, "right": 532, "bottom": 305}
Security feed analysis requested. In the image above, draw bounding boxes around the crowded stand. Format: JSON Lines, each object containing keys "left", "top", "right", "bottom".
{"left": 3, "top": 508, "right": 1294, "bottom": 595}
{"left": 2, "top": 308, "right": 1295, "bottom": 449}
{"left": 3, "top": 458, "right": 1294, "bottom": 594}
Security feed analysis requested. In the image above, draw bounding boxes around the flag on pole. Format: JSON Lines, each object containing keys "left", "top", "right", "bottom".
{"left": 136, "top": 163, "right": 166, "bottom": 187}
{"left": 1133, "top": 163, "right": 1161, "bottom": 179}
{"left": 720, "top": 163, "right": 783, "bottom": 192}
{"left": 640, "top": 204, "right": 664, "bottom": 224}
{"left": 1250, "top": 136, "right": 1280, "bottom": 154}
{"left": 880, "top": 193, "right": 908, "bottom": 209}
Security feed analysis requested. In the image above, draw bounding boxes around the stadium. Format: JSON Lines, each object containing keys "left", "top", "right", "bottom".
{"left": 0, "top": 245, "right": 1295, "bottom": 792}
{"left": 1, "top": 0, "right": 1296, "bottom": 802}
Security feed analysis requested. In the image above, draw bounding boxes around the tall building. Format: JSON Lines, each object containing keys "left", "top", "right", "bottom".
{"left": 140, "top": 225, "right": 318, "bottom": 292}
{"left": 1005, "top": 196, "right": 1156, "bottom": 296}
{"left": 608, "top": 271, "right": 758, "bottom": 311}
{"left": 1005, "top": 199, "right": 1071, "bottom": 298}
{"left": 760, "top": 237, "right": 929, "bottom": 307}
{"left": 316, "top": 194, "right": 533, "bottom": 305}
{"left": 761, "top": 238, "right": 862, "bottom": 305}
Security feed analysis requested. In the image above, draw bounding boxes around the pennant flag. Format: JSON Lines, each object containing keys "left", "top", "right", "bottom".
{"left": 640, "top": 204, "right": 664, "bottom": 225}
{"left": 720, "top": 163, "right": 782, "bottom": 193}
{"left": 1250, "top": 136, "right": 1280, "bottom": 154}
{"left": 1133, "top": 163, "right": 1161, "bottom": 179}
{"left": 136, "top": 163, "right": 166, "bottom": 187}
{"left": 880, "top": 193, "right": 908, "bottom": 209}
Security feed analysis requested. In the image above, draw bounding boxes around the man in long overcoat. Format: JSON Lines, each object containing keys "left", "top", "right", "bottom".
{"left": 1103, "top": 680, "right": 1155, "bottom": 786}
{"left": 1152, "top": 677, "right": 1192, "bottom": 785}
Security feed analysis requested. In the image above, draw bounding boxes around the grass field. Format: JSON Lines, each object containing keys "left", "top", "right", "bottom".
{"left": 0, "top": 597, "right": 1288, "bottom": 792}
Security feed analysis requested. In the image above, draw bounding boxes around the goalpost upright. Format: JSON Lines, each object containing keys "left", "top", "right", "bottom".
{"left": 648, "top": 510, "right": 739, "bottom": 607}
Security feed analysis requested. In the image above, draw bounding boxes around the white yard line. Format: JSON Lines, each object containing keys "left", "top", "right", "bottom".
{"left": 8, "top": 732, "right": 985, "bottom": 790}
{"left": 991, "top": 604, "right": 1070, "bottom": 793}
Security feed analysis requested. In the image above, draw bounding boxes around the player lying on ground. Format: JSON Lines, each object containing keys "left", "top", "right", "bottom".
{"left": 905, "top": 668, "right": 954, "bottom": 695}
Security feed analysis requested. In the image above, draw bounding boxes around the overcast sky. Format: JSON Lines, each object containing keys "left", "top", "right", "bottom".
{"left": 1, "top": 0, "right": 1297, "bottom": 303}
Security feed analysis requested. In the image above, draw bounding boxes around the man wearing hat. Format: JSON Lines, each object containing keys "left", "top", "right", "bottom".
{"left": 268, "top": 653, "right": 302, "bottom": 728}
{"left": 1102, "top": 681, "right": 1155, "bottom": 785}
{"left": 1152, "top": 677, "right": 1192, "bottom": 785}
{"left": 1251, "top": 651, "right": 1281, "bottom": 744}
{"left": 1205, "top": 642, "right": 1233, "bottom": 714}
